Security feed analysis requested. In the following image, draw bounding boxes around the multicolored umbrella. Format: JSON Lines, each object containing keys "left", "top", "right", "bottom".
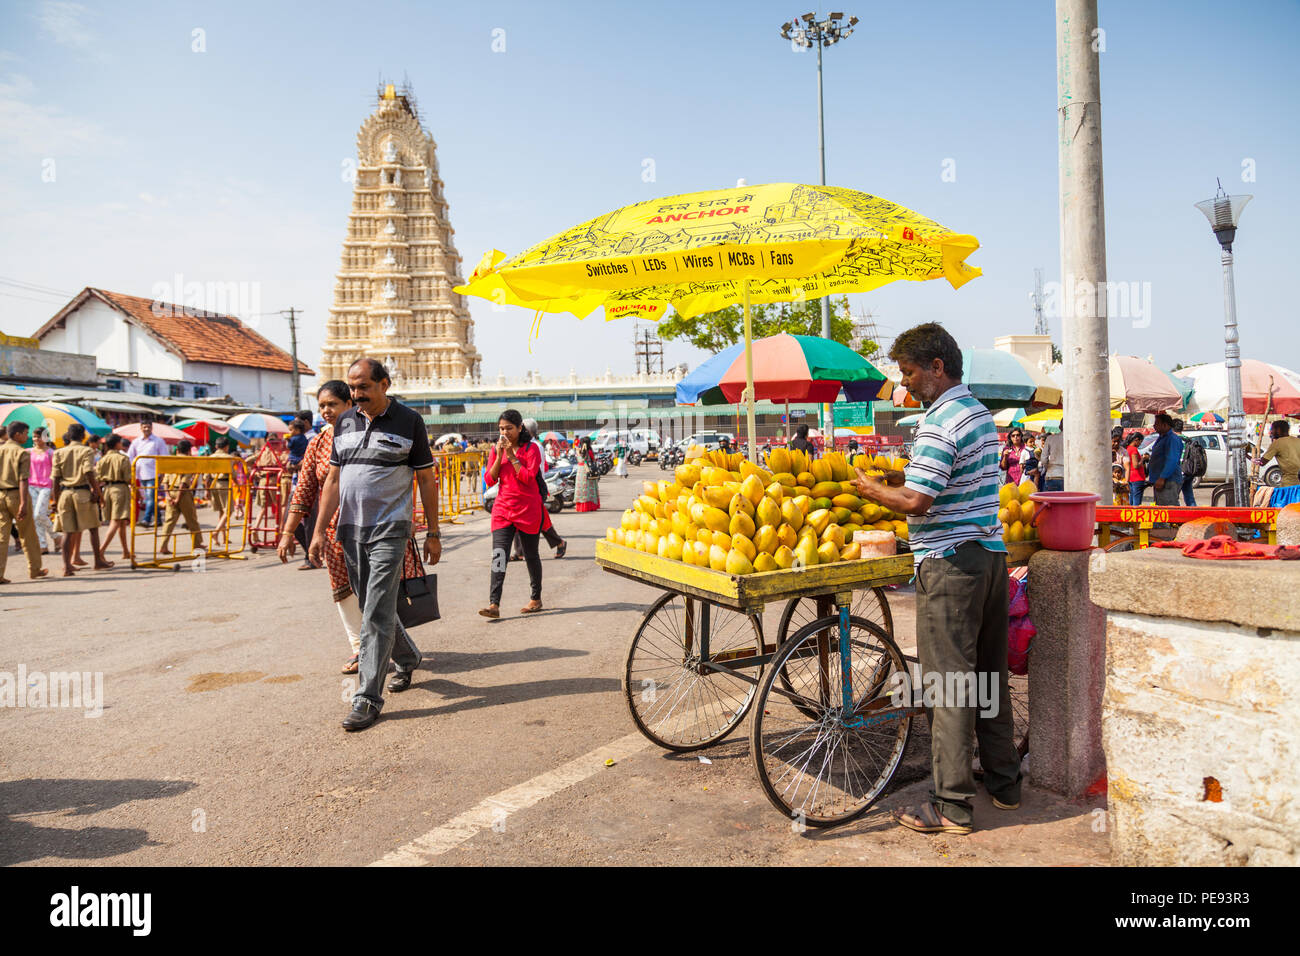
{"left": 1018, "top": 407, "right": 1120, "bottom": 433}
{"left": 1189, "top": 411, "right": 1224, "bottom": 424}
{"left": 893, "top": 350, "right": 1061, "bottom": 410}
{"left": 676, "top": 334, "right": 887, "bottom": 405}
{"left": 1177, "top": 360, "right": 1300, "bottom": 416}
{"left": 113, "top": 421, "right": 190, "bottom": 445}
{"left": 175, "top": 419, "right": 252, "bottom": 448}
{"left": 0, "top": 402, "right": 111, "bottom": 447}
{"left": 456, "top": 181, "right": 981, "bottom": 459}
{"left": 226, "top": 412, "right": 290, "bottom": 438}
{"left": 538, "top": 431, "right": 566, "bottom": 443}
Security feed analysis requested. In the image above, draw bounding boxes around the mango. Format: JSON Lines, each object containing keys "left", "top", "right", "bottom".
{"left": 871, "top": 520, "right": 893, "bottom": 531}
{"left": 765, "top": 481, "right": 785, "bottom": 503}
{"left": 740, "top": 474, "right": 765, "bottom": 507}
{"left": 711, "top": 530, "right": 732, "bottom": 550}
{"left": 792, "top": 495, "right": 813, "bottom": 516}
{"left": 729, "top": 511, "right": 756, "bottom": 538}
{"left": 894, "top": 523, "right": 910, "bottom": 542}
{"left": 696, "top": 527, "right": 713, "bottom": 546}
{"left": 657, "top": 535, "right": 670, "bottom": 558}
{"left": 638, "top": 512, "right": 653, "bottom": 532}
{"left": 810, "top": 481, "right": 842, "bottom": 500}
{"left": 643, "top": 480, "right": 660, "bottom": 499}
{"left": 774, "top": 545, "right": 795, "bottom": 569}
{"left": 613, "top": 528, "right": 625, "bottom": 546}
{"left": 806, "top": 508, "right": 833, "bottom": 536}
{"left": 701, "top": 506, "right": 730, "bottom": 532}
{"left": 810, "top": 460, "right": 832, "bottom": 484}
{"left": 776, "top": 523, "right": 798, "bottom": 550}
{"left": 644, "top": 530, "right": 659, "bottom": 553}
{"left": 671, "top": 512, "right": 691, "bottom": 538}
{"left": 772, "top": 472, "right": 798, "bottom": 488}
{"left": 821, "top": 523, "right": 846, "bottom": 549}
{"left": 827, "top": 452, "right": 849, "bottom": 482}
{"left": 816, "top": 541, "right": 840, "bottom": 564}
{"left": 605, "top": 527, "right": 616, "bottom": 542}
{"left": 666, "top": 533, "right": 686, "bottom": 560}
{"left": 780, "top": 499, "right": 804, "bottom": 531}
{"left": 731, "top": 533, "right": 757, "bottom": 562}
{"left": 692, "top": 540, "right": 710, "bottom": 564}
{"left": 756, "top": 497, "right": 782, "bottom": 529}
{"left": 1018, "top": 479, "right": 1037, "bottom": 503}
{"left": 621, "top": 509, "right": 638, "bottom": 531}
{"left": 754, "top": 525, "right": 778, "bottom": 555}
{"left": 830, "top": 507, "right": 854, "bottom": 526}
{"left": 793, "top": 537, "right": 819, "bottom": 568}
{"left": 703, "top": 486, "right": 733, "bottom": 509}
{"left": 812, "top": 497, "right": 833, "bottom": 513}
{"left": 681, "top": 539, "right": 696, "bottom": 564}
{"left": 1004, "top": 499, "right": 1022, "bottom": 524}
{"left": 740, "top": 460, "right": 773, "bottom": 486}
{"left": 840, "top": 541, "right": 862, "bottom": 560}
{"left": 752, "top": 552, "right": 778, "bottom": 573}
{"left": 998, "top": 483, "right": 1017, "bottom": 508}
{"left": 709, "top": 544, "right": 730, "bottom": 571}
{"left": 832, "top": 493, "right": 863, "bottom": 511}
{"left": 675, "top": 463, "right": 701, "bottom": 486}
{"left": 729, "top": 492, "right": 755, "bottom": 519}
{"left": 655, "top": 517, "right": 672, "bottom": 537}
{"left": 1007, "top": 520, "right": 1025, "bottom": 543}
{"left": 796, "top": 471, "right": 816, "bottom": 488}
{"left": 767, "top": 447, "right": 792, "bottom": 474}
{"left": 1021, "top": 501, "right": 1037, "bottom": 525}
{"left": 848, "top": 514, "right": 864, "bottom": 526}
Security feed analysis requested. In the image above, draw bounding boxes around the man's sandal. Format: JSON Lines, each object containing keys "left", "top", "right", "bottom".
{"left": 478, "top": 606, "right": 500, "bottom": 619}
{"left": 341, "top": 654, "right": 359, "bottom": 675}
{"left": 892, "top": 803, "right": 973, "bottom": 835}
{"left": 520, "top": 601, "right": 543, "bottom": 614}
{"left": 992, "top": 796, "right": 1020, "bottom": 810}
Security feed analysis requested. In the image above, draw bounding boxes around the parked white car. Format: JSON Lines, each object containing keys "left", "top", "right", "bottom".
{"left": 1141, "top": 430, "right": 1281, "bottom": 487}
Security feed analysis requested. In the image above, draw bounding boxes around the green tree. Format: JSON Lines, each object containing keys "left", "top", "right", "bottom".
{"left": 659, "top": 295, "right": 878, "bottom": 358}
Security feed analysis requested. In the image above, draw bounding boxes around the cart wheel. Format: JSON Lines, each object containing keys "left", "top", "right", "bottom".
{"left": 623, "top": 592, "right": 764, "bottom": 752}
{"left": 1009, "top": 671, "right": 1029, "bottom": 759}
{"left": 1103, "top": 534, "right": 1138, "bottom": 553}
{"left": 774, "top": 590, "right": 894, "bottom": 718}
{"left": 751, "top": 615, "right": 911, "bottom": 828}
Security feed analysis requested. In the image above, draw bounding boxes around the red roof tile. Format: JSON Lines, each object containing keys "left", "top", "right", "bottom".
{"left": 37, "top": 288, "right": 312, "bottom": 376}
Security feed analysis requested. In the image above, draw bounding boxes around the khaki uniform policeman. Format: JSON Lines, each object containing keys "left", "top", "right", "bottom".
{"left": 0, "top": 424, "right": 48, "bottom": 582}
{"left": 96, "top": 446, "right": 132, "bottom": 521}
{"left": 159, "top": 455, "right": 203, "bottom": 554}
{"left": 207, "top": 449, "right": 238, "bottom": 519}
{"left": 51, "top": 424, "right": 113, "bottom": 575}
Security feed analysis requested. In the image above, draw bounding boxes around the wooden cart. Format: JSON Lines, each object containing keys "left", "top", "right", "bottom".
{"left": 596, "top": 540, "right": 919, "bottom": 827}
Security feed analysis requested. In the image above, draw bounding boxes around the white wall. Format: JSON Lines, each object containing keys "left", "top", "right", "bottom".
{"left": 185, "top": 361, "right": 295, "bottom": 408}
{"left": 42, "top": 299, "right": 185, "bottom": 380}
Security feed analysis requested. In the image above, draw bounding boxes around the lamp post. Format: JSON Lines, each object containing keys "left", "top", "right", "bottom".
{"left": 1195, "top": 181, "right": 1253, "bottom": 505}
{"left": 779, "top": 11, "right": 857, "bottom": 342}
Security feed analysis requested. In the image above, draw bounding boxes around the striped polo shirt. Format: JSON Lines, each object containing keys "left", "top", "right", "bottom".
{"left": 330, "top": 398, "right": 433, "bottom": 544}
{"left": 903, "top": 383, "right": 1006, "bottom": 566}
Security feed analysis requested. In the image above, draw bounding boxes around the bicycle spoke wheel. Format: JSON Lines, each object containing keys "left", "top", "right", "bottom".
{"left": 1009, "top": 671, "right": 1029, "bottom": 759}
{"left": 623, "top": 592, "right": 763, "bottom": 752}
{"left": 751, "top": 615, "right": 912, "bottom": 828}
{"left": 776, "top": 588, "right": 894, "bottom": 645}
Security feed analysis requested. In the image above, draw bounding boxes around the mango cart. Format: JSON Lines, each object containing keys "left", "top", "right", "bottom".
{"left": 596, "top": 540, "right": 918, "bottom": 827}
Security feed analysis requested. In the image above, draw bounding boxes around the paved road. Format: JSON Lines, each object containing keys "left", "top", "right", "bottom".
{"left": 1, "top": 463, "right": 1107, "bottom": 866}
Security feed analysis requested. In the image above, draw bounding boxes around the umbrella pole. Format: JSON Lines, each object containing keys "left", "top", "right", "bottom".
{"left": 742, "top": 279, "right": 757, "bottom": 463}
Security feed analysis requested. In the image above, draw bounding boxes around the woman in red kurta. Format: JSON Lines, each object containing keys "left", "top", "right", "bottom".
{"left": 479, "top": 409, "right": 544, "bottom": 619}
{"left": 277, "top": 380, "right": 418, "bottom": 673}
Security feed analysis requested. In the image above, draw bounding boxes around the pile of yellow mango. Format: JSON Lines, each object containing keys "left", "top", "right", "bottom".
{"left": 604, "top": 445, "right": 911, "bottom": 574}
{"left": 999, "top": 480, "right": 1040, "bottom": 543}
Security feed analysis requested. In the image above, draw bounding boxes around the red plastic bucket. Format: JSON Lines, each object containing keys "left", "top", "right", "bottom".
{"left": 1029, "top": 491, "right": 1100, "bottom": 551}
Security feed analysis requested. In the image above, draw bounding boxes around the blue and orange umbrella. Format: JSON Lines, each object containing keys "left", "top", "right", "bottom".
{"left": 226, "top": 412, "right": 289, "bottom": 438}
{"left": 0, "top": 402, "right": 111, "bottom": 447}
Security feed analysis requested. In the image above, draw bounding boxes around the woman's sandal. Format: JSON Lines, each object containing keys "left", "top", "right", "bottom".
{"left": 478, "top": 606, "right": 500, "bottom": 619}
{"left": 341, "top": 654, "right": 359, "bottom": 675}
{"left": 892, "top": 803, "right": 973, "bottom": 836}
{"left": 555, "top": 540, "right": 567, "bottom": 559}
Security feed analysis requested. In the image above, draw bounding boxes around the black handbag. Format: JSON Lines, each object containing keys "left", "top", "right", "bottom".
{"left": 397, "top": 539, "right": 440, "bottom": 628}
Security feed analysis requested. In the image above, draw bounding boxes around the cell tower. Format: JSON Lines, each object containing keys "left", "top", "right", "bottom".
{"left": 1031, "top": 268, "right": 1048, "bottom": 336}
{"left": 849, "top": 306, "right": 884, "bottom": 357}
{"left": 634, "top": 321, "right": 664, "bottom": 375}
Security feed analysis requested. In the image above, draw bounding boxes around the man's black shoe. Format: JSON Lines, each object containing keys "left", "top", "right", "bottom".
{"left": 387, "top": 667, "right": 417, "bottom": 693}
{"left": 342, "top": 701, "right": 381, "bottom": 731}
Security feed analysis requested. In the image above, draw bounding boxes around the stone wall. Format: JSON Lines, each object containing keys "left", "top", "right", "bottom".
{"left": 1091, "top": 549, "right": 1300, "bottom": 865}
{"left": 0, "top": 344, "right": 98, "bottom": 385}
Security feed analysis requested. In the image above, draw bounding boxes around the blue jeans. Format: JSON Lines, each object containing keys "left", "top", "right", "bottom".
{"left": 341, "top": 535, "right": 421, "bottom": 709}
{"left": 1181, "top": 475, "right": 1197, "bottom": 506}
{"left": 1042, "top": 477, "right": 1064, "bottom": 492}
{"left": 140, "top": 478, "right": 158, "bottom": 524}
{"left": 1128, "top": 481, "right": 1146, "bottom": 506}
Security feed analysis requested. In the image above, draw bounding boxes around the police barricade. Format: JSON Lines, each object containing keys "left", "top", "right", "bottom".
{"left": 248, "top": 466, "right": 287, "bottom": 551}
{"left": 413, "top": 450, "right": 487, "bottom": 526}
{"left": 131, "top": 455, "right": 250, "bottom": 569}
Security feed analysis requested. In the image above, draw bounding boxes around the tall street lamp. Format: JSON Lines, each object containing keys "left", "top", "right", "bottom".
{"left": 779, "top": 11, "right": 857, "bottom": 342}
{"left": 1195, "top": 181, "right": 1253, "bottom": 505}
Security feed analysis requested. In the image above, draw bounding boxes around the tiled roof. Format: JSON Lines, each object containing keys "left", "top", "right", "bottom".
{"left": 37, "top": 288, "right": 312, "bottom": 375}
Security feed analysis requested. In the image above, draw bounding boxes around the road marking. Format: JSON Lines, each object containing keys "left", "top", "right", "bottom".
{"left": 369, "top": 731, "right": 649, "bottom": 866}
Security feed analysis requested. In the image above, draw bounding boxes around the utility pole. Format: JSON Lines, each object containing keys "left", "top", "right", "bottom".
{"left": 280, "top": 308, "right": 302, "bottom": 412}
{"left": 1031, "top": 267, "right": 1048, "bottom": 336}
{"left": 1056, "top": 0, "right": 1110, "bottom": 500}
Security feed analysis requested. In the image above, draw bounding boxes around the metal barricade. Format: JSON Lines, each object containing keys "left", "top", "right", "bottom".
{"left": 131, "top": 455, "right": 249, "bottom": 569}
{"left": 248, "top": 466, "right": 287, "bottom": 551}
{"left": 413, "top": 450, "right": 487, "bottom": 525}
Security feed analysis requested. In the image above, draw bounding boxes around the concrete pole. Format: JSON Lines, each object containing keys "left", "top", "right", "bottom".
{"left": 742, "top": 280, "right": 758, "bottom": 463}
{"left": 1056, "top": 0, "right": 1111, "bottom": 500}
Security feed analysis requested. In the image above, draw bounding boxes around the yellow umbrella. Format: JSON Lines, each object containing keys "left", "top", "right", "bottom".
{"left": 456, "top": 182, "right": 982, "bottom": 459}
{"left": 1019, "top": 407, "right": 1120, "bottom": 433}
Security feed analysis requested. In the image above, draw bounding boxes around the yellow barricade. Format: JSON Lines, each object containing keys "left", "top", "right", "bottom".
{"left": 131, "top": 455, "right": 250, "bottom": 569}
{"left": 414, "top": 450, "right": 487, "bottom": 525}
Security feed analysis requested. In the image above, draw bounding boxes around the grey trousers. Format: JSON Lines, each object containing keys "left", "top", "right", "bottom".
{"left": 341, "top": 534, "right": 420, "bottom": 709}
{"left": 1153, "top": 479, "right": 1181, "bottom": 506}
{"left": 915, "top": 542, "right": 1021, "bottom": 826}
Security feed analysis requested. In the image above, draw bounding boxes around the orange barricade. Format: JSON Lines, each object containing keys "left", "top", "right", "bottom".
{"left": 131, "top": 455, "right": 250, "bottom": 569}
{"left": 1095, "top": 505, "right": 1279, "bottom": 549}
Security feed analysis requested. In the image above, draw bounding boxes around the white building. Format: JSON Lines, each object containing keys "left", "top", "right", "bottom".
{"left": 33, "top": 287, "right": 312, "bottom": 409}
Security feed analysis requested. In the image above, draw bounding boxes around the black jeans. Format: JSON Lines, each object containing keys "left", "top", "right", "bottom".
{"left": 491, "top": 525, "right": 541, "bottom": 605}
{"left": 513, "top": 480, "right": 561, "bottom": 553}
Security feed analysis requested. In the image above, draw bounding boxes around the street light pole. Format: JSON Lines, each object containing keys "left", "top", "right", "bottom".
{"left": 780, "top": 11, "right": 857, "bottom": 343}
{"left": 1196, "top": 182, "right": 1253, "bottom": 505}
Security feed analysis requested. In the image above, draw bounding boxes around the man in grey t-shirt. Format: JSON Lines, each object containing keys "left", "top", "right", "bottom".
{"left": 312, "top": 358, "right": 441, "bottom": 731}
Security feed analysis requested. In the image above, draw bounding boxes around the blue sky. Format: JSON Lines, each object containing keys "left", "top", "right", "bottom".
{"left": 1, "top": 0, "right": 1296, "bottom": 381}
